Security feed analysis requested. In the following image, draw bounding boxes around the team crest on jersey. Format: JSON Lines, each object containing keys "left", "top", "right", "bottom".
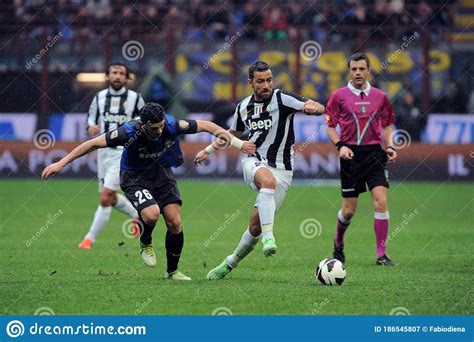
{"left": 110, "top": 130, "right": 118, "bottom": 139}
{"left": 355, "top": 102, "right": 370, "bottom": 114}
{"left": 178, "top": 120, "right": 189, "bottom": 130}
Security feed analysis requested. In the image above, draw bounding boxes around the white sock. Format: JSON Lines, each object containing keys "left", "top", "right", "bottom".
{"left": 257, "top": 188, "right": 276, "bottom": 239}
{"left": 85, "top": 205, "right": 112, "bottom": 242}
{"left": 113, "top": 194, "right": 138, "bottom": 218}
{"left": 226, "top": 228, "right": 261, "bottom": 269}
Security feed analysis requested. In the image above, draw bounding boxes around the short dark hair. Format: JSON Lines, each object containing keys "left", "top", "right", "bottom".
{"left": 347, "top": 53, "right": 370, "bottom": 69}
{"left": 248, "top": 61, "right": 270, "bottom": 79}
{"left": 106, "top": 62, "right": 133, "bottom": 79}
{"left": 139, "top": 103, "right": 165, "bottom": 124}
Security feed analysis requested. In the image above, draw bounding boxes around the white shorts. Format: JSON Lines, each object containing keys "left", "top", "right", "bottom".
{"left": 97, "top": 147, "right": 122, "bottom": 192}
{"left": 241, "top": 156, "right": 293, "bottom": 210}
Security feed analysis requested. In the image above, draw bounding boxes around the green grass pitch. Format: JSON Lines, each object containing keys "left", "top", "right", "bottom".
{"left": 0, "top": 179, "right": 472, "bottom": 315}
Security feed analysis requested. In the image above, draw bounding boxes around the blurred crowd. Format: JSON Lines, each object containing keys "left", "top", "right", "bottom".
{"left": 3, "top": 0, "right": 469, "bottom": 134}
{"left": 7, "top": 0, "right": 452, "bottom": 42}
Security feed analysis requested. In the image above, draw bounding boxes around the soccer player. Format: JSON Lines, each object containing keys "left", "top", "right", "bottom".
{"left": 42, "top": 103, "right": 256, "bottom": 280}
{"left": 325, "top": 53, "right": 397, "bottom": 266}
{"left": 80, "top": 62, "right": 145, "bottom": 250}
{"left": 195, "top": 61, "right": 325, "bottom": 279}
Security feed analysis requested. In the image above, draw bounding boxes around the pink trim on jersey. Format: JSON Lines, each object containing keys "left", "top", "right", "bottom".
{"left": 326, "top": 82, "right": 395, "bottom": 145}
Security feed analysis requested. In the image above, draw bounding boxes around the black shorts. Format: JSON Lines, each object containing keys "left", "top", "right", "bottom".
{"left": 340, "top": 144, "right": 389, "bottom": 198}
{"left": 120, "top": 167, "right": 182, "bottom": 213}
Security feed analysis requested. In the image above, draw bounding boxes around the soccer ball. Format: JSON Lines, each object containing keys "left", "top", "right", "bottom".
{"left": 315, "top": 258, "right": 346, "bottom": 285}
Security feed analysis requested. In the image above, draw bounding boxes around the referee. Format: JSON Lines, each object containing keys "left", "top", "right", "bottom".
{"left": 326, "top": 53, "right": 397, "bottom": 266}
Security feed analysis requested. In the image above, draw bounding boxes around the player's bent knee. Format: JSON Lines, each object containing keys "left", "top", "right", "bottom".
{"left": 260, "top": 176, "right": 276, "bottom": 189}
{"left": 255, "top": 168, "right": 277, "bottom": 189}
{"left": 165, "top": 217, "right": 182, "bottom": 233}
{"left": 140, "top": 206, "right": 160, "bottom": 226}
{"left": 99, "top": 189, "right": 116, "bottom": 207}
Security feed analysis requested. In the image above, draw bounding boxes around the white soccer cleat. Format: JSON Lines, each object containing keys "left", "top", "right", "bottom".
{"left": 140, "top": 244, "right": 156, "bottom": 267}
{"left": 164, "top": 270, "right": 191, "bottom": 281}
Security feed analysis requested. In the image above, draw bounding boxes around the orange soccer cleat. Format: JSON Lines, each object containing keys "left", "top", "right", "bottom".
{"left": 78, "top": 239, "right": 93, "bottom": 250}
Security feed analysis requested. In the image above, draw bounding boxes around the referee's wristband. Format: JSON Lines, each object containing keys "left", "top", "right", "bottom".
{"left": 204, "top": 144, "right": 216, "bottom": 154}
{"left": 335, "top": 141, "right": 344, "bottom": 151}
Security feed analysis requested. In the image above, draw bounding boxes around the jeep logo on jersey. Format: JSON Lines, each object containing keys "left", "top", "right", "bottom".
{"left": 248, "top": 118, "right": 272, "bottom": 131}
{"left": 104, "top": 112, "right": 128, "bottom": 124}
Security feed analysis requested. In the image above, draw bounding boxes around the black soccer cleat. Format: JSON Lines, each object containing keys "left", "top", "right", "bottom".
{"left": 333, "top": 240, "right": 345, "bottom": 264}
{"left": 376, "top": 254, "right": 396, "bottom": 266}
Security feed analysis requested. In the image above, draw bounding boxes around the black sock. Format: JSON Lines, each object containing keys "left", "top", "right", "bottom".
{"left": 165, "top": 231, "right": 184, "bottom": 273}
{"left": 139, "top": 218, "right": 155, "bottom": 246}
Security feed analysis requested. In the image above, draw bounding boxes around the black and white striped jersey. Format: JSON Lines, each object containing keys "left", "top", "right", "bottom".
{"left": 87, "top": 87, "right": 145, "bottom": 134}
{"left": 231, "top": 89, "right": 307, "bottom": 171}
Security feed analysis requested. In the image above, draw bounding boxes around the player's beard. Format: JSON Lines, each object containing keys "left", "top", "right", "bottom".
{"left": 256, "top": 88, "right": 272, "bottom": 101}
{"left": 110, "top": 81, "right": 125, "bottom": 91}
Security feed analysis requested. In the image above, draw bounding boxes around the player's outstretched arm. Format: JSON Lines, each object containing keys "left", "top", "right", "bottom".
{"left": 194, "top": 125, "right": 256, "bottom": 165}
{"left": 41, "top": 135, "right": 107, "bottom": 179}
{"left": 196, "top": 121, "right": 255, "bottom": 153}
{"left": 303, "top": 99, "right": 325, "bottom": 116}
